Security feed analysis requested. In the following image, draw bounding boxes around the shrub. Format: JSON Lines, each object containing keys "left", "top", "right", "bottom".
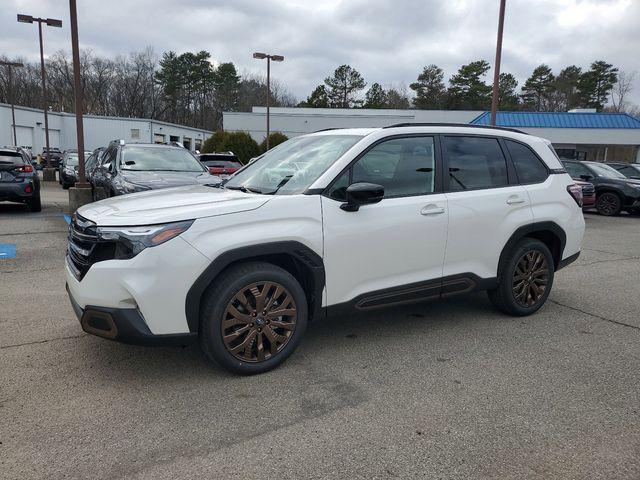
{"left": 201, "top": 130, "right": 230, "bottom": 153}
{"left": 218, "top": 131, "right": 261, "bottom": 164}
{"left": 259, "top": 132, "right": 289, "bottom": 153}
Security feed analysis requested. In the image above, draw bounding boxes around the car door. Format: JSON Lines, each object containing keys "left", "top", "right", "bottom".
{"left": 93, "top": 147, "right": 116, "bottom": 196}
{"left": 321, "top": 135, "right": 448, "bottom": 307}
{"left": 442, "top": 135, "right": 533, "bottom": 281}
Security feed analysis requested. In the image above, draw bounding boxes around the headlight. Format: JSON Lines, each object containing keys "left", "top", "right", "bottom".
{"left": 120, "top": 179, "right": 151, "bottom": 193}
{"left": 96, "top": 220, "right": 194, "bottom": 258}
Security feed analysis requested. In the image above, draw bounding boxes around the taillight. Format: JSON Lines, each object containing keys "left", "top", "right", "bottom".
{"left": 567, "top": 184, "right": 583, "bottom": 207}
{"left": 15, "top": 164, "right": 33, "bottom": 173}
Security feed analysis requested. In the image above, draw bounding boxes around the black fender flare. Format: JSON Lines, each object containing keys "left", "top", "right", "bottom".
{"left": 497, "top": 221, "right": 567, "bottom": 275}
{"left": 185, "top": 241, "right": 325, "bottom": 333}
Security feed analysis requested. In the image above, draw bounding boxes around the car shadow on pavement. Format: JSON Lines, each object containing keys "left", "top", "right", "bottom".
{"left": 73, "top": 292, "right": 501, "bottom": 383}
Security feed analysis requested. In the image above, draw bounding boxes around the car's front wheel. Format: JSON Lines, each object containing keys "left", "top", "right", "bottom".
{"left": 596, "top": 192, "right": 622, "bottom": 216}
{"left": 199, "top": 262, "right": 308, "bottom": 375}
{"left": 488, "top": 238, "right": 554, "bottom": 316}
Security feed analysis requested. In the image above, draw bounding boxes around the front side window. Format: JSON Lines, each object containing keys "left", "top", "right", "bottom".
{"left": 120, "top": 147, "right": 205, "bottom": 172}
{"left": 505, "top": 140, "right": 548, "bottom": 184}
{"left": 328, "top": 136, "right": 435, "bottom": 200}
{"left": 225, "top": 134, "right": 363, "bottom": 195}
{"left": 445, "top": 136, "right": 508, "bottom": 191}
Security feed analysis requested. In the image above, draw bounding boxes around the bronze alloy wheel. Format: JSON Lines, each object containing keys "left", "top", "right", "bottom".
{"left": 512, "top": 250, "right": 549, "bottom": 307}
{"left": 221, "top": 281, "right": 297, "bottom": 362}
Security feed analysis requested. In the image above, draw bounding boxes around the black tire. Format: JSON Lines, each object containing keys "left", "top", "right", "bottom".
{"left": 62, "top": 183, "right": 70, "bottom": 190}
{"left": 596, "top": 192, "right": 622, "bottom": 216}
{"left": 29, "top": 194, "right": 42, "bottom": 212}
{"left": 199, "top": 261, "right": 308, "bottom": 375}
{"left": 488, "top": 238, "right": 554, "bottom": 316}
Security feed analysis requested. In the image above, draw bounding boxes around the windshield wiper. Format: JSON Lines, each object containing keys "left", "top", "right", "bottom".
{"left": 225, "top": 184, "right": 265, "bottom": 194}
{"left": 265, "top": 175, "right": 293, "bottom": 195}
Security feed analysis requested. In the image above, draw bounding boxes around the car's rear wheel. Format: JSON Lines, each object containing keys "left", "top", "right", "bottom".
{"left": 596, "top": 192, "right": 622, "bottom": 216}
{"left": 488, "top": 238, "right": 554, "bottom": 316}
{"left": 29, "top": 193, "right": 42, "bottom": 212}
{"left": 199, "top": 262, "right": 308, "bottom": 375}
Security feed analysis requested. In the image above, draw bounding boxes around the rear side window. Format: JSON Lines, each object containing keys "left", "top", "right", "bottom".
{"left": 505, "top": 140, "right": 548, "bottom": 184}
{"left": 562, "top": 162, "right": 590, "bottom": 179}
{"left": 444, "top": 136, "right": 508, "bottom": 191}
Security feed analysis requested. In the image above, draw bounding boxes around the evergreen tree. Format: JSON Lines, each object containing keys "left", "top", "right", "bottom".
{"left": 324, "top": 65, "right": 366, "bottom": 108}
{"left": 445, "top": 60, "right": 492, "bottom": 110}
{"left": 520, "top": 64, "right": 555, "bottom": 111}
{"left": 364, "top": 83, "right": 388, "bottom": 108}
{"left": 410, "top": 64, "right": 446, "bottom": 109}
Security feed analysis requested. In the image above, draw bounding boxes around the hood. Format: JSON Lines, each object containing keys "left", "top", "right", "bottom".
{"left": 120, "top": 170, "right": 215, "bottom": 189}
{"left": 77, "top": 185, "right": 271, "bottom": 226}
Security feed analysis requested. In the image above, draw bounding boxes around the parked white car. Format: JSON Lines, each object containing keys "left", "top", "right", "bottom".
{"left": 66, "top": 124, "right": 585, "bottom": 374}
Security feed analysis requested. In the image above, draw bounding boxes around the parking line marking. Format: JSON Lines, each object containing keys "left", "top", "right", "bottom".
{"left": 0, "top": 244, "right": 17, "bottom": 260}
{"left": 63, "top": 214, "right": 72, "bottom": 225}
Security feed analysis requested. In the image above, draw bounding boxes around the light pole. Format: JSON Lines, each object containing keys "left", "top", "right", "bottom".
{"left": 17, "top": 13, "right": 62, "bottom": 179}
{"left": 0, "top": 61, "right": 24, "bottom": 146}
{"left": 252, "top": 52, "right": 284, "bottom": 150}
{"left": 489, "top": 0, "right": 507, "bottom": 126}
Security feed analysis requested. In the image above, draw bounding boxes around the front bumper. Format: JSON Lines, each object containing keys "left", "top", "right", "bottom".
{"left": 65, "top": 234, "right": 211, "bottom": 335}
{"left": 67, "top": 284, "right": 196, "bottom": 346}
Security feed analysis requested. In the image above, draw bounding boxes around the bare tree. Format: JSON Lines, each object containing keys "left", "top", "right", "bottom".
{"left": 610, "top": 70, "right": 636, "bottom": 112}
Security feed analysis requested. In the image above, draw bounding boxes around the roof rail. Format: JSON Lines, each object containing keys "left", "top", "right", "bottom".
{"left": 383, "top": 122, "right": 528, "bottom": 135}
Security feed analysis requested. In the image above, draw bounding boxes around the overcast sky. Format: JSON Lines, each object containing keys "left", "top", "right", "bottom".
{"left": 3, "top": 0, "right": 639, "bottom": 106}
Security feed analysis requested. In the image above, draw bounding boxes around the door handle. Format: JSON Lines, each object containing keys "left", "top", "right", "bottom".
{"left": 506, "top": 196, "right": 525, "bottom": 205}
{"left": 420, "top": 205, "right": 445, "bottom": 215}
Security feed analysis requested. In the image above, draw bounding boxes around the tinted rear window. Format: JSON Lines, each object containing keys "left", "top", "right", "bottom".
{"left": 445, "top": 136, "right": 509, "bottom": 191}
{"left": 203, "top": 160, "right": 242, "bottom": 168}
{"left": 505, "top": 140, "right": 548, "bottom": 184}
{"left": 0, "top": 152, "right": 24, "bottom": 165}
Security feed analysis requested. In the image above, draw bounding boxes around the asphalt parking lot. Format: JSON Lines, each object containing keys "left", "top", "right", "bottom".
{"left": 1, "top": 182, "right": 639, "bottom": 480}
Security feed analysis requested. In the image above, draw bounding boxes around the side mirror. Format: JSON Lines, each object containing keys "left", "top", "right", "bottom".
{"left": 340, "top": 182, "right": 384, "bottom": 212}
{"left": 579, "top": 174, "right": 593, "bottom": 181}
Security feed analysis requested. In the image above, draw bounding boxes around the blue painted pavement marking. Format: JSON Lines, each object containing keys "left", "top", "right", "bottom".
{"left": 63, "top": 214, "right": 72, "bottom": 225}
{"left": 0, "top": 243, "right": 17, "bottom": 260}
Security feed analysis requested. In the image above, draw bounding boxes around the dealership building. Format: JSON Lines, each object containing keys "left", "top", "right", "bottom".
{"left": 0, "top": 102, "right": 211, "bottom": 154}
{"left": 224, "top": 107, "right": 640, "bottom": 163}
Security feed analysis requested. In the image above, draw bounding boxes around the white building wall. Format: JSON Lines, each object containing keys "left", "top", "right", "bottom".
{"left": 224, "top": 107, "right": 480, "bottom": 142}
{"left": 0, "top": 103, "right": 211, "bottom": 153}
{"left": 223, "top": 107, "right": 640, "bottom": 149}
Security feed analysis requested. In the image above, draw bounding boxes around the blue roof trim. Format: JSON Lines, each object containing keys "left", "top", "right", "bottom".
{"left": 470, "top": 111, "right": 640, "bottom": 129}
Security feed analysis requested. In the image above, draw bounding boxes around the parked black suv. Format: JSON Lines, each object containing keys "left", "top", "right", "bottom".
{"left": 607, "top": 162, "right": 640, "bottom": 180}
{"left": 59, "top": 150, "right": 92, "bottom": 189}
{"left": 0, "top": 147, "right": 41, "bottom": 212}
{"left": 562, "top": 160, "right": 640, "bottom": 216}
{"left": 92, "top": 141, "right": 216, "bottom": 200}
{"left": 42, "top": 147, "right": 62, "bottom": 168}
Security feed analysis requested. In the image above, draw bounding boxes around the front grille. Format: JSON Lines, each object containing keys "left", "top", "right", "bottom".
{"left": 67, "top": 214, "right": 100, "bottom": 280}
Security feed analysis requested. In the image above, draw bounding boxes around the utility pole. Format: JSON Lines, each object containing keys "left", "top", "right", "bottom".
{"left": 17, "top": 14, "right": 62, "bottom": 180}
{"left": 490, "top": 0, "right": 507, "bottom": 126}
{"left": 67, "top": 0, "right": 92, "bottom": 210}
{"left": 252, "top": 52, "right": 284, "bottom": 150}
{"left": 0, "top": 61, "right": 24, "bottom": 145}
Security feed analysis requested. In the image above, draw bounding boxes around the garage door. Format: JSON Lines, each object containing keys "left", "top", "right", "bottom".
{"left": 42, "top": 128, "right": 61, "bottom": 149}
{"left": 15, "top": 126, "right": 34, "bottom": 149}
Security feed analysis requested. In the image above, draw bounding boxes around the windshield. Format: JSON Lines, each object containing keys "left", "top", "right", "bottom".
{"left": 588, "top": 162, "right": 627, "bottom": 179}
{"left": 224, "top": 134, "right": 363, "bottom": 194}
{"left": 120, "top": 146, "right": 205, "bottom": 172}
{"left": 66, "top": 154, "right": 79, "bottom": 166}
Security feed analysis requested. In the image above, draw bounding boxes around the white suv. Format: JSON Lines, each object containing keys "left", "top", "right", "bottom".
{"left": 66, "top": 125, "right": 585, "bottom": 374}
